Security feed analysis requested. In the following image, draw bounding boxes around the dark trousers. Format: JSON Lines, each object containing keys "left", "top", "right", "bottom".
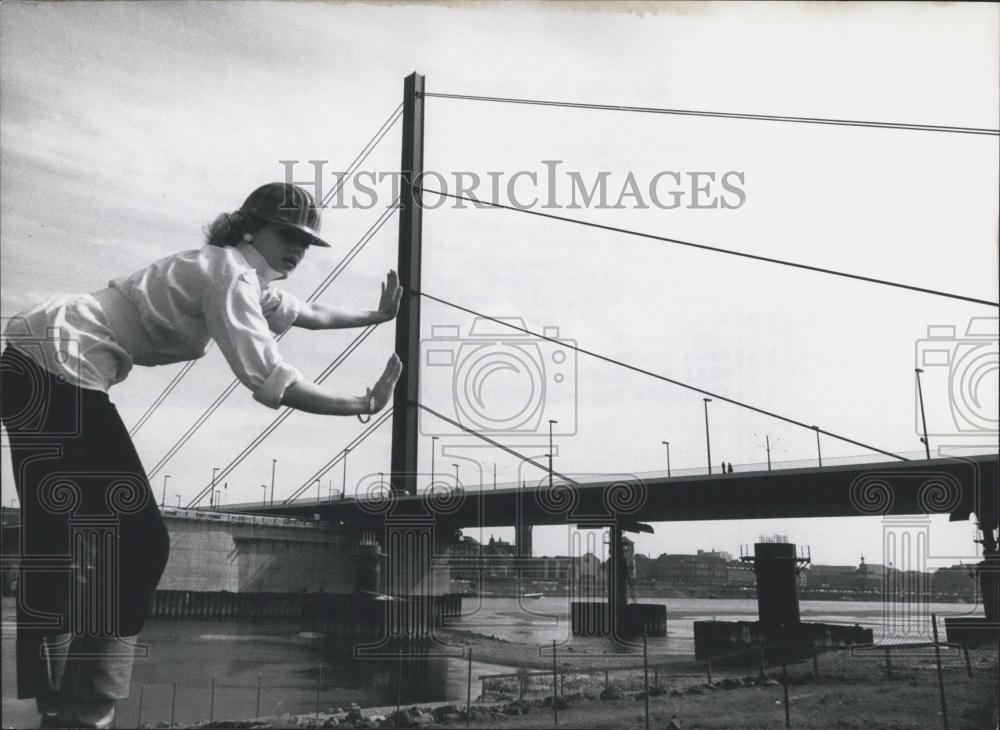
{"left": 0, "top": 345, "right": 170, "bottom": 701}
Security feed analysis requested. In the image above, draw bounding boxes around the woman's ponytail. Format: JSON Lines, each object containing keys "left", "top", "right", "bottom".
{"left": 204, "top": 210, "right": 266, "bottom": 247}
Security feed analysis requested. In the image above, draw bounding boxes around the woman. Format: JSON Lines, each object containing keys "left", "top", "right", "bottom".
{"left": 0, "top": 182, "right": 403, "bottom": 728}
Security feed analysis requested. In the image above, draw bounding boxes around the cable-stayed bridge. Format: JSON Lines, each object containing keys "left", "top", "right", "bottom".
{"left": 221, "top": 452, "right": 997, "bottom": 529}
{"left": 119, "top": 73, "right": 998, "bottom": 639}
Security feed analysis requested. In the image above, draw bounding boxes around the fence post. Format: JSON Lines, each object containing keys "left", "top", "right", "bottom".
{"left": 256, "top": 674, "right": 262, "bottom": 718}
{"left": 706, "top": 659, "right": 713, "bottom": 684}
{"left": 170, "top": 682, "right": 177, "bottom": 727}
{"left": 962, "top": 644, "right": 973, "bottom": 678}
{"left": 811, "top": 644, "right": 819, "bottom": 678}
{"left": 552, "top": 639, "right": 558, "bottom": 726}
{"left": 604, "top": 670, "right": 609, "bottom": 691}
{"left": 931, "top": 614, "right": 949, "bottom": 730}
{"left": 781, "top": 638, "right": 790, "bottom": 728}
{"left": 137, "top": 684, "right": 144, "bottom": 728}
{"left": 395, "top": 653, "right": 403, "bottom": 729}
{"left": 884, "top": 648, "right": 893, "bottom": 679}
{"left": 654, "top": 666, "right": 659, "bottom": 691}
{"left": 210, "top": 677, "right": 216, "bottom": 723}
{"left": 643, "top": 632, "right": 650, "bottom": 730}
{"left": 466, "top": 648, "right": 472, "bottom": 728}
{"left": 759, "top": 645, "right": 767, "bottom": 678}
{"left": 316, "top": 664, "right": 322, "bottom": 719}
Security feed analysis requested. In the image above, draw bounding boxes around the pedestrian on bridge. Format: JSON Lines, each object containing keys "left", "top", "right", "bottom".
{"left": 0, "top": 182, "right": 402, "bottom": 729}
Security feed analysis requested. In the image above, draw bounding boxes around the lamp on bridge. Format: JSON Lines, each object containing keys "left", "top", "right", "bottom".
{"left": 452, "top": 463, "right": 459, "bottom": 489}
{"left": 161, "top": 474, "right": 170, "bottom": 508}
{"left": 754, "top": 433, "right": 774, "bottom": 471}
{"left": 915, "top": 368, "right": 931, "bottom": 460}
{"left": 342, "top": 448, "right": 350, "bottom": 500}
{"left": 548, "top": 419, "right": 558, "bottom": 489}
{"left": 661, "top": 441, "right": 671, "bottom": 478}
{"left": 270, "top": 458, "right": 277, "bottom": 506}
{"left": 175, "top": 494, "right": 181, "bottom": 508}
{"left": 702, "top": 399, "right": 713, "bottom": 474}
{"left": 430, "top": 436, "right": 439, "bottom": 494}
{"left": 261, "top": 484, "right": 267, "bottom": 506}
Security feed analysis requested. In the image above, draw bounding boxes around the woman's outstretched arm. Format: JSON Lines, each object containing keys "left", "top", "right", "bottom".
{"left": 294, "top": 270, "right": 402, "bottom": 329}
{"left": 280, "top": 354, "right": 402, "bottom": 415}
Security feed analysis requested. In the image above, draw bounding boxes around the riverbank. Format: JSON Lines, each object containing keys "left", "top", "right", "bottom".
{"left": 432, "top": 625, "right": 704, "bottom": 673}
{"left": 3, "top": 598, "right": 992, "bottom": 728}
{"left": 173, "top": 646, "right": 998, "bottom": 728}
{"left": 474, "top": 587, "right": 979, "bottom": 604}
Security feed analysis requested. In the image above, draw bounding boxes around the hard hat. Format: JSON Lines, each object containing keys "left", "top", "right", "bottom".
{"left": 240, "top": 183, "right": 330, "bottom": 247}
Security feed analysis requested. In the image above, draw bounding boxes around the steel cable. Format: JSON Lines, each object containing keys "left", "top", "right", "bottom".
{"left": 423, "top": 92, "right": 999, "bottom": 136}
{"left": 415, "top": 289, "right": 908, "bottom": 462}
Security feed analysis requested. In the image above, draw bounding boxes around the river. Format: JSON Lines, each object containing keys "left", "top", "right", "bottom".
{"left": 1, "top": 596, "right": 981, "bottom": 728}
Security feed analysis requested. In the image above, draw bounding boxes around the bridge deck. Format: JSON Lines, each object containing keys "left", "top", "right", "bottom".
{"left": 221, "top": 454, "right": 998, "bottom": 530}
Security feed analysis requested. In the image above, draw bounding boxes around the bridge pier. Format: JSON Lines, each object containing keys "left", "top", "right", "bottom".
{"left": 607, "top": 523, "right": 628, "bottom": 637}
{"left": 572, "top": 521, "right": 665, "bottom": 639}
{"left": 946, "top": 522, "right": 999, "bottom": 647}
{"left": 515, "top": 522, "right": 533, "bottom": 558}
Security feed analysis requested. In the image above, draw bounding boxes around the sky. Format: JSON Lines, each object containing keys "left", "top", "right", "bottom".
{"left": 1, "top": 1, "right": 998, "bottom": 570}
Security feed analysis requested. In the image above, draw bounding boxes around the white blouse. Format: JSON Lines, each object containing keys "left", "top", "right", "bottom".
{"left": 4, "top": 243, "right": 304, "bottom": 409}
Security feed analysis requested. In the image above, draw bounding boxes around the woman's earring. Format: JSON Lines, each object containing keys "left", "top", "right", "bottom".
{"left": 243, "top": 233, "right": 254, "bottom": 243}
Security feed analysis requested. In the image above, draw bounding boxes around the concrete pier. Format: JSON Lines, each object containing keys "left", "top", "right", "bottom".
{"left": 571, "top": 601, "right": 667, "bottom": 638}
{"left": 695, "top": 538, "right": 871, "bottom": 660}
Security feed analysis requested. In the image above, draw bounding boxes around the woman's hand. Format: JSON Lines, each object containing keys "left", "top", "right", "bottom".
{"left": 376, "top": 270, "right": 403, "bottom": 323}
{"left": 369, "top": 353, "right": 403, "bottom": 412}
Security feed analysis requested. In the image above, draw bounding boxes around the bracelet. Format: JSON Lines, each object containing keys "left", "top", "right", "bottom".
{"left": 357, "top": 392, "right": 374, "bottom": 424}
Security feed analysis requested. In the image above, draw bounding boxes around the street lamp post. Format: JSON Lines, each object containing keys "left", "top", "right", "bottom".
{"left": 813, "top": 426, "right": 823, "bottom": 467}
{"left": 703, "top": 399, "right": 713, "bottom": 475}
{"left": 261, "top": 484, "right": 267, "bottom": 506}
{"left": 915, "top": 368, "right": 931, "bottom": 459}
{"left": 211, "top": 467, "right": 219, "bottom": 508}
{"left": 430, "top": 436, "right": 439, "bottom": 494}
{"left": 765, "top": 435, "right": 772, "bottom": 471}
{"left": 161, "top": 474, "right": 170, "bottom": 508}
{"left": 214, "top": 490, "right": 221, "bottom": 508}
{"left": 270, "top": 459, "right": 276, "bottom": 506}
{"left": 661, "top": 441, "right": 671, "bottom": 478}
{"left": 316, "top": 479, "right": 321, "bottom": 503}
{"left": 452, "top": 463, "right": 459, "bottom": 488}
{"left": 548, "top": 419, "right": 558, "bottom": 490}
{"left": 175, "top": 494, "right": 181, "bottom": 508}
{"left": 341, "top": 448, "right": 349, "bottom": 500}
